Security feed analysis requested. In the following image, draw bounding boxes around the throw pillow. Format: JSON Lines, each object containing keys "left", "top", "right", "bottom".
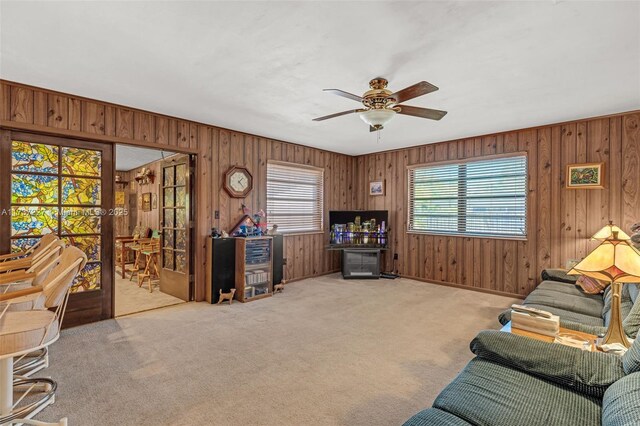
{"left": 577, "top": 275, "right": 608, "bottom": 294}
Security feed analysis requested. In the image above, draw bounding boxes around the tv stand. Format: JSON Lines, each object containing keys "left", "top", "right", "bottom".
{"left": 341, "top": 249, "right": 381, "bottom": 279}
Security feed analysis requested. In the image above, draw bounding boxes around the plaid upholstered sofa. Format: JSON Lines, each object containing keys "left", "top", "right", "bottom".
{"left": 403, "top": 330, "right": 640, "bottom": 426}
{"left": 498, "top": 271, "right": 640, "bottom": 339}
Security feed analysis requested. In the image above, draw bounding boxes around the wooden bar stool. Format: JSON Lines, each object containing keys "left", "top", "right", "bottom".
{"left": 128, "top": 238, "right": 151, "bottom": 282}
{"left": 137, "top": 240, "right": 160, "bottom": 293}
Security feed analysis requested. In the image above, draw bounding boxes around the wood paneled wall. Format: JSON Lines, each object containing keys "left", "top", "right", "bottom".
{"left": 2, "top": 79, "right": 638, "bottom": 302}
{"left": 117, "top": 162, "right": 162, "bottom": 234}
{"left": 354, "top": 112, "right": 640, "bottom": 297}
{"left": 0, "top": 80, "right": 354, "bottom": 306}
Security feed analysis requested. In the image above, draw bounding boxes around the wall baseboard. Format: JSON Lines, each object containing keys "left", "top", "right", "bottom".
{"left": 401, "top": 274, "right": 525, "bottom": 300}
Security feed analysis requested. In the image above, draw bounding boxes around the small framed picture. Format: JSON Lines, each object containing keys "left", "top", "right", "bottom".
{"left": 115, "top": 191, "right": 125, "bottom": 206}
{"left": 566, "top": 163, "right": 605, "bottom": 189}
{"left": 142, "top": 192, "right": 152, "bottom": 212}
{"left": 369, "top": 181, "right": 384, "bottom": 196}
{"left": 152, "top": 193, "right": 158, "bottom": 210}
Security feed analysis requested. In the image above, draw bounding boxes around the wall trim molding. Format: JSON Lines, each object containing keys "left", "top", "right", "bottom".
{"left": 401, "top": 275, "right": 524, "bottom": 300}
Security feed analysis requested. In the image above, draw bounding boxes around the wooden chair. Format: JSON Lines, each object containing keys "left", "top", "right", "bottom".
{"left": 138, "top": 239, "right": 160, "bottom": 292}
{"left": 0, "top": 235, "right": 60, "bottom": 274}
{"left": 129, "top": 238, "right": 152, "bottom": 282}
{"left": 0, "top": 246, "right": 86, "bottom": 425}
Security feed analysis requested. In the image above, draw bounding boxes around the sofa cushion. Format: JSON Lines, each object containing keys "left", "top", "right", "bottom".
{"left": 499, "top": 304, "right": 605, "bottom": 327}
{"left": 623, "top": 298, "right": 640, "bottom": 339}
{"left": 622, "top": 337, "right": 640, "bottom": 375}
{"left": 627, "top": 284, "right": 639, "bottom": 304}
{"left": 541, "top": 269, "right": 578, "bottom": 284}
{"left": 602, "top": 372, "right": 640, "bottom": 426}
{"left": 433, "top": 358, "right": 602, "bottom": 426}
{"left": 471, "top": 330, "right": 625, "bottom": 397}
{"left": 603, "top": 286, "right": 634, "bottom": 329}
{"left": 402, "top": 408, "right": 473, "bottom": 426}
{"left": 536, "top": 280, "right": 604, "bottom": 299}
{"left": 524, "top": 289, "right": 605, "bottom": 318}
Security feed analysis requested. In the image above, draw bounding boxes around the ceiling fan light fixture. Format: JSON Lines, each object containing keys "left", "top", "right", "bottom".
{"left": 358, "top": 109, "right": 395, "bottom": 127}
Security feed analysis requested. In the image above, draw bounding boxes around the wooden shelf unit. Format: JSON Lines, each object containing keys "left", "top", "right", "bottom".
{"left": 235, "top": 237, "right": 273, "bottom": 302}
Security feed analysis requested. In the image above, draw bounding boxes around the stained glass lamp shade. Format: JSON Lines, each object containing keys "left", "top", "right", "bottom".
{"left": 569, "top": 233, "right": 640, "bottom": 347}
{"left": 591, "top": 221, "right": 631, "bottom": 241}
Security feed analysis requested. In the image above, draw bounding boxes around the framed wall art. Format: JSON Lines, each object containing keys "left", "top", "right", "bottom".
{"left": 369, "top": 181, "right": 384, "bottom": 196}
{"left": 142, "top": 192, "right": 152, "bottom": 212}
{"left": 566, "top": 163, "right": 605, "bottom": 189}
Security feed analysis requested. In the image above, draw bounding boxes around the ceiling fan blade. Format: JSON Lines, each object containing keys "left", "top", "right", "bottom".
{"left": 397, "top": 105, "right": 448, "bottom": 120}
{"left": 313, "top": 109, "right": 360, "bottom": 121}
{"left": 323, "top": 89, "right": 363, "bottom": 102}
{"left": 389, "top": 81, "right": 439, "bottom": 104}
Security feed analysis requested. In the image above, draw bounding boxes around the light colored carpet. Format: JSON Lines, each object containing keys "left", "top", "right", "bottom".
{"left": 114, "top": 270, "right": 184, "bottom": 317}
{"left": 40, "top": 274, "right": 520, "bottom": 426}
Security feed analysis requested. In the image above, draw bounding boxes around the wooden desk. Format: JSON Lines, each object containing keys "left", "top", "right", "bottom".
{"left": 115, "top": 236, "right": 137, "bottom": 279}
{"left": 501, "top": 321, "right": 600, "bottom": 351}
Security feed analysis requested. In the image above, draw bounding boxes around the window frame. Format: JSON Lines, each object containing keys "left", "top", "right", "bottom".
{"left": 266, "top": 160, "right": 324, "bottom": 235}
{"left": 406, "top": 152, "right": 528, "bottom": 241}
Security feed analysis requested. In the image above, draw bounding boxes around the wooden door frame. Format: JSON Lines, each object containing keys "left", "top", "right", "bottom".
{"left": 0, "top": 130, "right": 114, "bottom": 326}
{"left": 0, "top": 125, "right": 204, "bottom": 324}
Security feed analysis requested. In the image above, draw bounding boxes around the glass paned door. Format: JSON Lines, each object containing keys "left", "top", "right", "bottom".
{"left": 10, "top": 140, "right": 103, "bottom": 291}
{"left": 160, "top": 155, "right": 191, "bottom": 301}
{"left": 1, "top": 131, "right": 113, "bottom": 325}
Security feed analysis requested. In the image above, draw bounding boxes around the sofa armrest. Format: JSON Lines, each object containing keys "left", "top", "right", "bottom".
{"left": 470, "top": 330, "right": 625, "bottom": 397}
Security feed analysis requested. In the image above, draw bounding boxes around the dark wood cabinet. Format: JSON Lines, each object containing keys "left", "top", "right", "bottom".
{"left": 206, "top": 235, "right": 284, "bottom": 303}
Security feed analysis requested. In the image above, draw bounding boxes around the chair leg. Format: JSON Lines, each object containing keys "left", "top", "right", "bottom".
{"left": 0, "top": 357, "right": 12, "bottom": 421}
{"left": 129, "top": 251, "right": 141, "bottom": 282}
{"left": 152, "top": 254, "right": 159, "bottom": 279}
{"left": 0, "top": 357, "right": 60, "bottom": 425}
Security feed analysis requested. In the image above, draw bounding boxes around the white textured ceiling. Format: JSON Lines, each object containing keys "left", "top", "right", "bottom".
{"left": 1, "top": 1, "right": 638, "bottom": 155}
{"left": 115, "top": 145, "right": 176, "bottom": 172}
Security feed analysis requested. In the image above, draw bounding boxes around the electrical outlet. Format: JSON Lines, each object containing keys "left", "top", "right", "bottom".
{"left": 283, "top": 258, "right": 288, "bottom": 265}
{"left": 214, "top": 210, "right": 219, "bottom": 219}
{"left": 393, "top": 253, "right": 399, "bottom": 260}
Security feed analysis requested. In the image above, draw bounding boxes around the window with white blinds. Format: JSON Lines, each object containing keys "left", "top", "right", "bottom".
{"left": 267, "top": 161, "right": 324, "bottom": 234}
{"left": 408, "top": 154, "right": 528, "bottom": 238}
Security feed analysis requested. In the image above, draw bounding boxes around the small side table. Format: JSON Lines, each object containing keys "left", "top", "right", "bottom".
{"left": 501, "top": 321, "right": 601, "bottom": 352}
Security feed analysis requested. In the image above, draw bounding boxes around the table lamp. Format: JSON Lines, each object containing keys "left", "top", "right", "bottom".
{"left": 591, "top": 220, "right": 631, "bottom": 241}
{"left": 568, "top": 230, "right": 640, "bottom": 348}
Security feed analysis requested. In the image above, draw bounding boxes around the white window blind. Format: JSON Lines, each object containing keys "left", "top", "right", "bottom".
{"left": 267, "top": 162, "right": 324, "bottom": 233}
{"left": 408, "top": 154, "right": 527, "bottom": 238}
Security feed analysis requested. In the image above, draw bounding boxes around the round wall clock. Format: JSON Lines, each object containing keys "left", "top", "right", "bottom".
{"left": 223, "top": 166, "right": 253, "bottom": 198}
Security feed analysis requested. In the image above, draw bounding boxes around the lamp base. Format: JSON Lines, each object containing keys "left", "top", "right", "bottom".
{"left": 603, "top": 282, "right": 631, "bottom": 348}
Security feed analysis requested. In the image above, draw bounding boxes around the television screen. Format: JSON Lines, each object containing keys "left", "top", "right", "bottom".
{"left": 329, "top": 210, "right": 389, "bottom": 248}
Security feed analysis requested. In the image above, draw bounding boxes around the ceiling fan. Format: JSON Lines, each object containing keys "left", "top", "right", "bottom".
{"left": 313, "top": 78, "right": 447, "bottom": 132}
